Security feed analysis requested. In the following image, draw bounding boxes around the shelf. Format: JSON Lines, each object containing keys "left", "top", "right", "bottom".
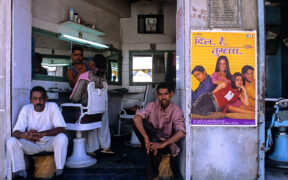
{"left": 60, "top": 21, "right": 105, "bottom": 36}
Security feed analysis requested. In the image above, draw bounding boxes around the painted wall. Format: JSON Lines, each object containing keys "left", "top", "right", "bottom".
{"left": 120, "top": 1, "right": 176, "bottom": 89}
{"left": 0, "top": 0, "right": 12, "bottom": 178}
{"left": 186, "top": 0, "right": 260, "bottom": 179}
{"left": 32, "top": 0, "right": 122, "bottom": 49}
{"left": 176, "top": 0, "right": 188, "bottom": 178}
{"left": 12, "top": 0, "right": 32, "bottom": 127}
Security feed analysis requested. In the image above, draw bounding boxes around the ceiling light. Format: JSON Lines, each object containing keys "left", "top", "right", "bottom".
{"left": 59, "top": 34, "right": 109, "bottom": 49}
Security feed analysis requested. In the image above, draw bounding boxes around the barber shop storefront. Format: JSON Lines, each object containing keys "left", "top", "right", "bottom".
{"left": 2, "top": 0, "right": 288, "bottom": 179}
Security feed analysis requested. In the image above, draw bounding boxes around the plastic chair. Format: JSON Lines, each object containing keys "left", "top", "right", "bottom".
{"left": 61, "top": 81, "right": 107, "bottom": 168}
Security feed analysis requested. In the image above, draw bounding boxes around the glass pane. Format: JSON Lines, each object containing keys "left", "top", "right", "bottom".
{"left": 110, "top": 61, "right": 119, "bottom": 82}
{"left": 133, "top": 56, "right": 152, "bottom": 82}
{"left": 42, "top": 58, "right": 69, "bottom": 77}
{"left": 152, "top": 54, "right": 165, "bottom": 82}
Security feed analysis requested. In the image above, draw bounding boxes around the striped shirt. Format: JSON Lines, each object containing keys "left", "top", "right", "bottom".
{"left": 70, "top": 71, "right": 107, "bottom": 105}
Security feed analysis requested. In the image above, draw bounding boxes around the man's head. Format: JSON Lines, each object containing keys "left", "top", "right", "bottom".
{"left": 30, "top": 86, "right": 48, "bottom": 112}
{"left": 192, "top": 65, "right": 207, "bottom": 83}
{"left": 92, "top": 54, "right": 107, "bottom": 76}
{"left": 156, "top": 82, "right": 174, "bottom": 109}
{"left": 241, "top": 65, "right": 254, "bottom": 83}
{"left": 71, "top": 45, "right": 84, "bottom": 64}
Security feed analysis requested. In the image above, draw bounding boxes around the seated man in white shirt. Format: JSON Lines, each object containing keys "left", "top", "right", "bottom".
{"left": 7, "top": 86, "right": 68, "bottom": 179}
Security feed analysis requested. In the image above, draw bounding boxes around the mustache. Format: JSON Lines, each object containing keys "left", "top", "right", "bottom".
{"left": 35, "top": 104, "right": 43, "bottom": 107}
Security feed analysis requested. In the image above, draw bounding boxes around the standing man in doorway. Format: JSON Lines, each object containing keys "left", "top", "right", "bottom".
{"left": 67, "top": 45, "right": 90, "bottom": 88}
{"left": 70, "top": 54, "right": 114, "bottom": 155}
{"left": 133, "top": 82, "right": 186, "bottom": 180}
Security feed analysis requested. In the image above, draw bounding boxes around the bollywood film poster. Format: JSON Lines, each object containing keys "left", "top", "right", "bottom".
{"left": 190, "top": 30, "right": 257, "bottom": 126}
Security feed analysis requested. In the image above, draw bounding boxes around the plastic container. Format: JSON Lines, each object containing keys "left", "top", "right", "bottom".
{"left": 69, "top": 8, "right": 74, "bottom": 21}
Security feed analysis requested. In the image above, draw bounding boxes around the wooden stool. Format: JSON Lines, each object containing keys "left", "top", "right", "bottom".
{"left": 158, "top": 154, "right": 173, "bottom": 179}
{"left": 31, "top": 152, "right": 56, "bottom": 179}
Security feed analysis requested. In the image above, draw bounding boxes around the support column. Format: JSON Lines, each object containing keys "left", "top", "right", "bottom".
{"left": 0, "top": 0, "right": 12, "bottom": 179}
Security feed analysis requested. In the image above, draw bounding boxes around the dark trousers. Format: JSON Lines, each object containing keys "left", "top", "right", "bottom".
{"left": 133, "top": 120, "right": 180, "bottom": 180}
{"left": 191, "top": 92, "right": 218, "bottom": 115}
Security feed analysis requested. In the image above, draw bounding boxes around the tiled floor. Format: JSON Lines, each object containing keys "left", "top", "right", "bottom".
{"left": 62, "top": 135, "right": 146, "bottom": 180}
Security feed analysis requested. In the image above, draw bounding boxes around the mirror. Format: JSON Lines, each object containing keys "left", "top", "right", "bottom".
{"left": 32, "top": 27, "right": 122, "bottom": 85}
{"left": 106, "top": 50, "right": 122, "bottom": 85}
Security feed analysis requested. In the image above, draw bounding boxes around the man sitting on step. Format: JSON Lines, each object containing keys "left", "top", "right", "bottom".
{"left": 133, "top": 82, "right": 186, "bottom": 180}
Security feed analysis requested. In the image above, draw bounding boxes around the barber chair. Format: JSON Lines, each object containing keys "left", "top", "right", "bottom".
{"left": 61, "top": 81, "right": 107, "bottom": 168}
{"left": 266, "top": 99, "right": 288, "bottom": 166}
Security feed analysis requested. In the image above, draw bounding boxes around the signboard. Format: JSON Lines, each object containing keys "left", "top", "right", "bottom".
{"left": 190, "top": 30, "right": 257, "bottom": 126}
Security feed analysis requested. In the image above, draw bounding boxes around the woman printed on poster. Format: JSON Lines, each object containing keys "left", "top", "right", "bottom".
{"left": 221, "top": 72, "right": 255, "bottom": 115}
{"left": 211, "top": 56, "right": 232, "bottom": 85}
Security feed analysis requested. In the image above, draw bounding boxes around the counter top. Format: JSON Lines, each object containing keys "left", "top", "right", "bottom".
{"left": 108, "top": 91, "right": 139, "bottom": 94}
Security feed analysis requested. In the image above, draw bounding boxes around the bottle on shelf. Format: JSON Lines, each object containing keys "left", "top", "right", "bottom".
{"left": 73, "top": 13, "right": 78, "bottom": 23}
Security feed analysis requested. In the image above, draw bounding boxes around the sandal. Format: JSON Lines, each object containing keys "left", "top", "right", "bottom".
{"left": 101, "top": 148, "right": 115, "bottom": 154}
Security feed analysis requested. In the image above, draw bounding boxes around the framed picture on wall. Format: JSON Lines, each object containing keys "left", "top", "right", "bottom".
{"left": 138, "top": 15, "right": 164, "bottom": 34}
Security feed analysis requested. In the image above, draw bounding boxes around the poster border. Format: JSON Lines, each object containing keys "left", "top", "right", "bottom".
{"left": 190, "top": 30, "right": 258, "bottom": 127}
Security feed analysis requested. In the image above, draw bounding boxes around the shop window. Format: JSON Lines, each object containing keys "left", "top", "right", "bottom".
{"left": 129, "top": 51, "right": 174, "bottom": 85}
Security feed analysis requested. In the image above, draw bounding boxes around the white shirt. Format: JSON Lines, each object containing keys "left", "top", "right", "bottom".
{"left": 13, "top": 102, "right": 66, "bottom": 143}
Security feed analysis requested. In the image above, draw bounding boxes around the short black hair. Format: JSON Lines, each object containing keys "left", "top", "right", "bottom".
{"left": 192, "top": 65, "right": 205, "bottom": 74}
{"left": 241, "top": 65, "right": 254, "bottom": 74}
{"left": 30, "top": 86, "right": 47, "bottom": 98}
{"left": 72, "top": 45, "right": 83, "bottom": 54}
{"left": 35, "top": 53, "right": 43, "bottom": 63}
{"left": 157, "top": 82, "right": 173, "bottom": 93}
{"left": 93, "top": 54, "right": 107, "bottom": 69}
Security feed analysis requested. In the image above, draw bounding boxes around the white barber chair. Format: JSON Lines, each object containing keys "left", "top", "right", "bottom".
{"left": 61, "top": 81, "right": 107, "bottom": 168}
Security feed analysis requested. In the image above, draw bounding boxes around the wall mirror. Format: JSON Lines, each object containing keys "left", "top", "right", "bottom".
{"left": 32, "top": 27, "right": 122, "bottom": 85}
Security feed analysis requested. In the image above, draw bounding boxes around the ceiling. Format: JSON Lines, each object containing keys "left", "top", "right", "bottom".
{"left": 83, "top": 0, "right": 176, "bottom": 18}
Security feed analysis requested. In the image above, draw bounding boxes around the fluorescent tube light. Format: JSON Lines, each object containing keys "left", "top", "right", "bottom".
{"left": 59, "top": 34, "right": 109, "bottom": 49}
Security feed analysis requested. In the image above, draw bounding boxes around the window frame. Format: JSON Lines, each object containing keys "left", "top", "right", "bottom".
{"left": 129, "top": 50, "right": 171, "bottom": 86}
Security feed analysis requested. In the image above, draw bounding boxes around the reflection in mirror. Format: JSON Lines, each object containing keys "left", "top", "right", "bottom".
{"left": 41, "top": 55, "right": 70, "bottom": 77}
{"left": 32, "top": 32, "right": 71, "bottom": 79}
{"left": 106, "top": 51, "right": 122, "bottom": 85}
{"left": 110, "top": 61, "right": 119, "bottom": 82}
{"left": 32, "top": 27, "right": 122, "bottom": 85}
